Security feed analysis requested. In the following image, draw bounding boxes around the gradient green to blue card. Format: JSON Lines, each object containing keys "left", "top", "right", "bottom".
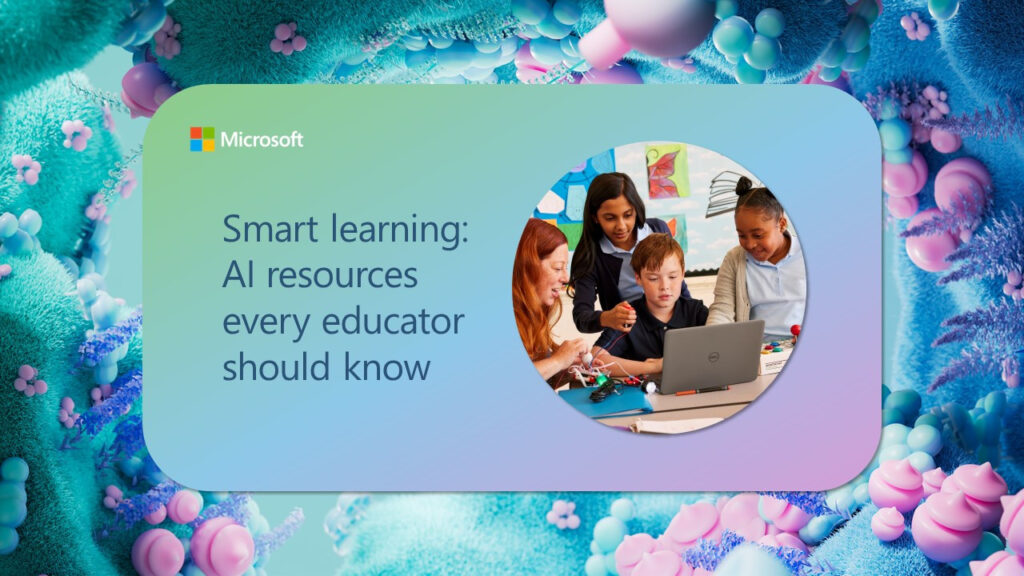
{"left": 143, "top": 85, "right": 881, "bottom": 491}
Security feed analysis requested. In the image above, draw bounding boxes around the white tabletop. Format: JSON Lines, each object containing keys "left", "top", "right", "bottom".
{"left": 597, "top": 373, "right": 776, "bottom": 432}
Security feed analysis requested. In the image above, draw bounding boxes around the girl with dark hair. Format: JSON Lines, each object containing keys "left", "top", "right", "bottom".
{"left": 568, "top": 172, "right": 691, "bottom": 333}
{"left": 707, "top": 176, "right": 806, "bottom": 337}
{"left": 513, "top": 218, "right": 588, "bottom": 381}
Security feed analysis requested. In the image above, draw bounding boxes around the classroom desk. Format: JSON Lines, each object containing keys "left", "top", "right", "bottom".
{"left": 597, "top": 373, "right": 776, "bottom": 432}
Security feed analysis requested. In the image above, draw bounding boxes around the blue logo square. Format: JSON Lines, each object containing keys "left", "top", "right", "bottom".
{"left": 190, "top": 139, "right": 203, "bottom": 152}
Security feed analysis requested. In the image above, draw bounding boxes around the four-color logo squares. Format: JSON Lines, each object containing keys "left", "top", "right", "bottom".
{"left": 190, "top": 126, "right": 215, "bottom": 152}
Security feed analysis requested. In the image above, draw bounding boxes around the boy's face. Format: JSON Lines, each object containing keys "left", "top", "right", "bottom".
{"left": 636, "top": 254, "right": 684, "bottom": 314}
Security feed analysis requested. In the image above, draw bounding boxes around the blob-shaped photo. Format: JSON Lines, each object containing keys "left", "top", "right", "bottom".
{"left": 512, "top": 141, "right": 806, "bottom": 434}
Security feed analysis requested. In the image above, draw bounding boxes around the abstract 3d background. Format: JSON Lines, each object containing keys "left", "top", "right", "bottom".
{"left": 1, "top": 0, "right": 1023, "bottom": 574}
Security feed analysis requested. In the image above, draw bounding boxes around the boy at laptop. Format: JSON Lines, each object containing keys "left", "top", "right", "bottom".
{"left": 592, "top": 233, "right": 708, "bottom": 377}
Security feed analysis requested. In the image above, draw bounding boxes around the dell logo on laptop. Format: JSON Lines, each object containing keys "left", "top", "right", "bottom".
{"left": 708, "top": 352, "right": 720, "bottom": 363}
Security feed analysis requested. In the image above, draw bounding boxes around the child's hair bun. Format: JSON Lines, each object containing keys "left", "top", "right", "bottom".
{"left": 735, "top": 176, "right": 753, "bottom": 196}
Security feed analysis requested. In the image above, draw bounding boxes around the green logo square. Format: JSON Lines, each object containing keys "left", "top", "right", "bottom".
{"left": 202, "top": 126, "right": 215, "bottom": 139}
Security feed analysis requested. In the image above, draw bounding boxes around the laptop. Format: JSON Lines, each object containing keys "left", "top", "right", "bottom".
{"left": 656, "top": 320, "right": 765, "bottom": 394}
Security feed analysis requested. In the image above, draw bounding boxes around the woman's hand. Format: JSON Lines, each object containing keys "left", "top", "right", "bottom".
{"left": 600, "top": 302, "right": 637, "bottom": 332}
{"left": 551, "top": 338, "right": 588, "bottom": 370}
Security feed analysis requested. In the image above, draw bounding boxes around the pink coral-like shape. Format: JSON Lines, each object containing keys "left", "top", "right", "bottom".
{"left": 11, "top": 154, "right": 41, "bottom": 185}
{"left": 90, "top": 383, "right": 114, "bottom": 407}
{"left": 900, "top": 12, "right": 930, "bottom": 41}
{"left": 270, "top": 22, "right": 307, "bottom": 56}
{"left": 59, "top": 396, "right": 80, "bottom": 428}
{"left": 546, "top": 499, "right": 580, "bottom": 530}
{"left": 61, "top": 120, "right": 93, "bottom": 152}
{"left": 103, "top": 484, "right": 124, "bottom": 509}
{"left": 13, "top": 364, "right": 47, "bottom": 397}
{"left": 85, "top": 193, "right": 108, "bottom": 222}
{"left": 154, "top": 15, "right": 182, "bottom": 59}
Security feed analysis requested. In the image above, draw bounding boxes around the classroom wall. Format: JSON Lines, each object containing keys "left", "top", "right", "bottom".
{"left": 533, "top": 141, "right": 757, "bottom": 274}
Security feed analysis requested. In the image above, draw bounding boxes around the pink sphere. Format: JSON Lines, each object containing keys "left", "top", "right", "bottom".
{"left": 152, "top": 83, "right": 179, "bottom": 107}
{"left": 905, "top": 208, "right": 958, "bottom": 272}
{"left": 876, "top": 154, "right": 925, "bottom": 196}
{"left": 871, "top": 507, "right": 905, "bottom": 542}
{"left": 970, "top": 550, "right": 1024, "bottom": 576}
{"left": 131, "top": 529, "right": 185, "bottom": 576}
{"left": 1000, "top": 489, "right": 1024, "bottom": 555}
{"left": 910, "top": 149, "right": 929, "bottom": 188}
{"left": 934, "top": 170, "right": 985, "bottom": 214}
{"left": 605, "top": 0, "right": 716, "bottom": 57}
{"left": 579, "top": 0, "right": 715, "bottom": 68}
{"left": 718, "top": 494, "right": 768, "bottom": 542}
{"left": 616, "top": 533, "right": 657, "bottom": 576}
{"left": 886, "top": 194, "right": 919, "bottom": 219}
{"left": 868, "top": 459, "right": 924, "bottom": 513}
{"left": 144, "top": 505, "right": 167, "bottom": 525}
{"left": 190, "top": 517, "right": 255, "bottom": 576}
{"left": 911, "top": 491, "right": 982, "bottom": 563}
{"left": 167, "top": 491, "right": 202, "bottom": 524}
{"left": 930, "top": 129, "right": 962, "bottom": 154}
{"left": 121, "top": 62, "right": 168, "bottom": 117}
{"left": 938, "top": 156, "right": 992, "bottom": 189}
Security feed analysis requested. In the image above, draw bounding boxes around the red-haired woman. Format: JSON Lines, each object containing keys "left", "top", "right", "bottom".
{"left": 513, "top": 219, "right": 588, "bottom": 382}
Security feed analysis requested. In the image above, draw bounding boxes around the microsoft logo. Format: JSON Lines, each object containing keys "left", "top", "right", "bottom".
{"left": 188, "top": 126, "right": 305, "bottom": 152}
{"left": 190, "top": 126, "right": 215, "bottom": 152}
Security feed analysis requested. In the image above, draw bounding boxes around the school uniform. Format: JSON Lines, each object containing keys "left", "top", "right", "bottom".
{"left": 707, "top": 233, "right": 805, "bottom": 337}
{"left": 571, "top": 218, "right": 692, "bottom": 333}
{"left": 593, "top": 295, "right": 709, "bottom": 362}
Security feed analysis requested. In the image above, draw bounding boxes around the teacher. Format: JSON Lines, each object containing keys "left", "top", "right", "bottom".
{"left": 513, "top": 219, "right": 588, "bottom": 381}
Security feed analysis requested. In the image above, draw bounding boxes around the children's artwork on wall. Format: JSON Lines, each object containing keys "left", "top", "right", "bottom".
{"left": 645, "top": 144, "right": 690, "bottom": 199}
{"left": 534, "top": 149, "right": 615, "bottom": 250}
{"left": 557, "top": 222, "right": 583, "bottom": 253}
{"left": 565, "top": 185, "right": 586, "bottom": 221}
{"left": 663, "top": 214, "right": 688, "bottom": 254}
{"left": 706, "top": 170, "right": 753, "bottom": 218}
{"left": 616, "top": 142, "right": 755, "bottom": 272}
{"left": 537, "top": 142, "right": 762, "bottom": 272}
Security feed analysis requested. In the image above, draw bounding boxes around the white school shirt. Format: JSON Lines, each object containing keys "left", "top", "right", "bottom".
{"left": 745, "top": 233, "right": 806, "bottom": 337}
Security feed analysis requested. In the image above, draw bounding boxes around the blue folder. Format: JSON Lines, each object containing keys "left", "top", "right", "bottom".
{"left": 558, "top": 386, "right": 653, "bottom": 419}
